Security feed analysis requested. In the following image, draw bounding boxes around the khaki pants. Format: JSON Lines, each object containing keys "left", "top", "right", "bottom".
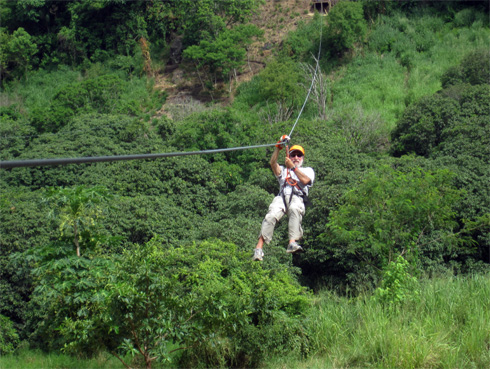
{"left": 259, "top": 194, "right": 305, "bottom": 244}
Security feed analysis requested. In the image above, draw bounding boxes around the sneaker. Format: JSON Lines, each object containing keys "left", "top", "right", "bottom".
{"left": 286, "top": 242, "right": 303, "bottom": 254}
{"left": 252, "top": 248, "right": 264, "bottom": 261}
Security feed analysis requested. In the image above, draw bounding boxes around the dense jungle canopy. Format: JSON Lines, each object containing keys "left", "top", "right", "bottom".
{"left": 0, "top": 0, "right": 489, "bottom": 367}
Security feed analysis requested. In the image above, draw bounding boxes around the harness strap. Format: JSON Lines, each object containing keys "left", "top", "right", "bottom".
{"left": 280, "top": 144, "right": 304, "bottom": 212}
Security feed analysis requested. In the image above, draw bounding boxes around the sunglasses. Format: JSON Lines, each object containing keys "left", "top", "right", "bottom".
{"left": 290, "top": 152, "right": 304, "bottom": 158}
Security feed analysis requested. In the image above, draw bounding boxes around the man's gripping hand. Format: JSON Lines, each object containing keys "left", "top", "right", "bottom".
{"left": 275, "top": 135, "right": 290, "bottom": 149}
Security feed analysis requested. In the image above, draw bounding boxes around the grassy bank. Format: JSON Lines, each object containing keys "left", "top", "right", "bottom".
{"left": 267, "top": 273, "right": 490, "bottom": 369}
{"left": 0, "top": 350, "right": 124, "bottom": 369}
{"left": 2, "top": 274, "right": 488, "bottom": 369}
{"left": 330, "top": 12, "right": 490, "bottom": 129}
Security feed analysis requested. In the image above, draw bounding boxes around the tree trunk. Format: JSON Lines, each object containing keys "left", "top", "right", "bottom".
{"left": 74, "top": 223, "right": 80, "bottom": 257}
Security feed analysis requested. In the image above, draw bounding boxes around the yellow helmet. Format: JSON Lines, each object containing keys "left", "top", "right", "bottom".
{"left": 289, "top": 145, "right": 305, "bottom": 156}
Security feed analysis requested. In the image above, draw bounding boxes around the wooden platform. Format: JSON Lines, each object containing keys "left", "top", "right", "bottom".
{"left": 311, "top": 0, "right": 333, "bottom": 14}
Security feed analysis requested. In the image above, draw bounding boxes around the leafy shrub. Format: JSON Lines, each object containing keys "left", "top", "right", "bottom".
{"left": 368, "top": 24, "right": 402, "bottom": 54}
{"left": 316, "top": 165, "right": 463, "bottom": 291}
{"left": 253, "top": 59, "right": 303, "bottom": 108}
{"left": 154, "top": 115, "right": 175, "bottom": 140}
{"left": 441, "top": 49, "right": 490, "bottom": 88}
{"left": 283, "top": 14, "right": 323, "bottom": 60}
{"left": 390, "top": 94, "right": 459, "bottom": 157}
{"left": 102, "top": 195, "right": 204, "bottom": 245}
{"left": 183, "top": 24, "right": 263, "bottom": 82}
{"left": 43, "top": 185, "right": 112, "bottom": 257}
{"left": 1, "top": 27, "right": 38, "bottom": 81}
{"left": 0, "top": 108, "right": 35, "bottom": 159}
{"left": 165, "top": 240, "right": 310, "bottom": 368}
{"left": 22, "top": 242, "right": 116, "bottom": 354}
{"left": 37, "top": 239, "right": 310, "bottom": 368}
{"left": 331, "top": 104, "right": 389, "bottom": 153}
{"left": 0, "top": 188, "right": 54, "bottom": 326}
{"left": 0, "top": 314, "right": 19, "bottom": 355}
{"left": 453, "top": 8, "right": 485, "bottom": 27}
{"left": 373, "top": 255, "right": 420, "bottom": 305}
{"left": 29, "top": 73, "right": 162, "bottom": 133}
{"left": 1, "top": 113, "right": 166, "bottom": 189}
{"left": 171, "top": 107, "right": 267, "bottom": 181}
{"left": 30, "top": 74, "right": 125, "bottom": 132}
{"left": 324, "top": 1, "right": 367, "bottom": 55}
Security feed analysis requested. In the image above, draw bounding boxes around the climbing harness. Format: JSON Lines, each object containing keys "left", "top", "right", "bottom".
{"left": 279, "top": 143, "right": 309, "bottom": 212}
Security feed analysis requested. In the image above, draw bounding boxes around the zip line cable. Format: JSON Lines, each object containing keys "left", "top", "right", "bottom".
{"left": 1, "top": 14, "right": 325, "bottom": 170}
{"left": 288, "top": 12, "right": 323, "bottom": 139}
{"left": 0, "top": 143, "right": 279, "bottom": 169}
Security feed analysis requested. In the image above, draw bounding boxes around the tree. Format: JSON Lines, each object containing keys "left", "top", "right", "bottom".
{"left": 184, "top": 24, "right": 263, "bottom": 87}
{"left": 73, "top": 239, "right": 309, "bottom": 368}
{"left": 44, "top": 185, "right": 111, "bottom": 257}
{"left": 0, "top": 314, "right": 19, "bottom": 355}
{"left": 390, "top": 94, "right": 459, "bottom": 157}
{"left": 317, "top": 165, "right": 464, "bottom": 288}
{"left": 4, "top": 27, "right": 38, "bottom": 79}
{"left": 441, "top": 49, "right": 490, "bottom": 88}
{"left": 23, "top": 244, "right": 115, "bottom": 354}
{"left": 324, "top": 1, "right": 367, "bottom": 55}
{"left": 258, "top": 59, "right": 302, "bottom": 108}
{"left": 179, "top": 0, "right": 263, "bottom": 46}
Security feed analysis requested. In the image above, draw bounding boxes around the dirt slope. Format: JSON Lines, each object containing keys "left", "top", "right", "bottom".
{"left": 154, "top": 0, "right": 320, "bottom": 111}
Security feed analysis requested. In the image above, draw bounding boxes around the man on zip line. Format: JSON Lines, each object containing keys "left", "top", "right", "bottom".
{"left": 253, "top": 135, "right": 315, "bottom": 261}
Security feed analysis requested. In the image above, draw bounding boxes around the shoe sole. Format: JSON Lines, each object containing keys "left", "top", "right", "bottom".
{"left": 286, "top": 247, "right": 304, "bottom": 254}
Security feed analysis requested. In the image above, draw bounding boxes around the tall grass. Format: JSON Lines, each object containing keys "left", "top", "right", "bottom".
{"left": 329, "top": 11, "right": 490, "bottom": 131}
{"left": 266, "top": 273, "right": 490, "bottom": 369}
{"left": 0, "top": 67, "right": 82, "bottom": 113}
{"left": 0, "top": 349, "right": 126, "bottom": 369}
{"left": 1, "top": 278, "right": 488, "bottom": 368}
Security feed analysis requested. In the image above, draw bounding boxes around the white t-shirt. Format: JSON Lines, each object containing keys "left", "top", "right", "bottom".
{"left": 276, "top": 165, "right": 315, "bottom": 196}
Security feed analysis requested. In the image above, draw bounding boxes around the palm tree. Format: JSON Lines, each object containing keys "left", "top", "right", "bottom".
{"left": 45, "top": 185, "right": 111, "bottom": 257}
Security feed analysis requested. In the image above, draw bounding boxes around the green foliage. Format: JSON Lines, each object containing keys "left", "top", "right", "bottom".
{"left": 0, "top": 107, "right": 35, "bottom": 159}
{"left": 252, "top": 59, "right": 303, "bottom": 108}
{"left": 29, "top": 74, "right": 152, "bottom": 133}
{"left": 0, "top": 27, "right": 38, "bottom": 80}
{"left": 283, "top": 14, "right": 323, "bottom": 60}
{"left": 390, "top": 55, "right": 489, "bottom": 262}
{"left": 22, "top": 243, "right": 115, "bottom": 355}
{"left": 331, "top": 104, "right": 389, "bottom": 153}
{"left": 390, "top": 94, "right": 459, "bottom": 157}
{"left": 0, "top": 314, "right": 19, "bottom": 355}
{"left": 66, "top": 239, "right": 309, "bottom": 368}
{"left": 1, "top": 0, "right": 262, "bottom": 77}
{"left": 179, "top": 0, "right": 263, "bottom": 47}
{"left": 373, "top": 255, "right": 419, "bottom": 305}
{"left": 183, "top": 24, "right": 263, "bottom": 82}
{"left": 171, "top": 107, "right": 266, "bottom": 183}
{"left": 299, "top": 273, "right": 490, "bottom": 369}
{"left": 0, "top": 349, "right": 126, "bottom": 369}
{"left": 43, "top": 185, "right": 112, "bottom": 257}
{"left": 453, "top": 7, "right": 488, "bottom": 27}
{"left": 324, "top": 1, "right": 367, "bottom": 55}
{"left": 1, "top": 6, "right": 490, "bottom": 367}
{"left": 320, "top": 165, "right": 463, "bottom": 289}
{"left": 441, "top": 49, "right": 490, "bottom": 88}
{"left": 0, "top": 188, "right": 53, "bottom": 327}
{"left": 3, "top": 274, "right": 490, "bottom": 369}
{"left": 1, "top": 113, "right": 166, "bottom": 189}
{"left": 101, "top": 195, "right": 204, "bottom": 246}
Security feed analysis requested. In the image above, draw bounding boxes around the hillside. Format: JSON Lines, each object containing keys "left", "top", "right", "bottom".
{"left": 156, "top": 0, "right": 318, "bottom": 106}
{"left": 1, "top": 1, "right": 489, "bottom": 368}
